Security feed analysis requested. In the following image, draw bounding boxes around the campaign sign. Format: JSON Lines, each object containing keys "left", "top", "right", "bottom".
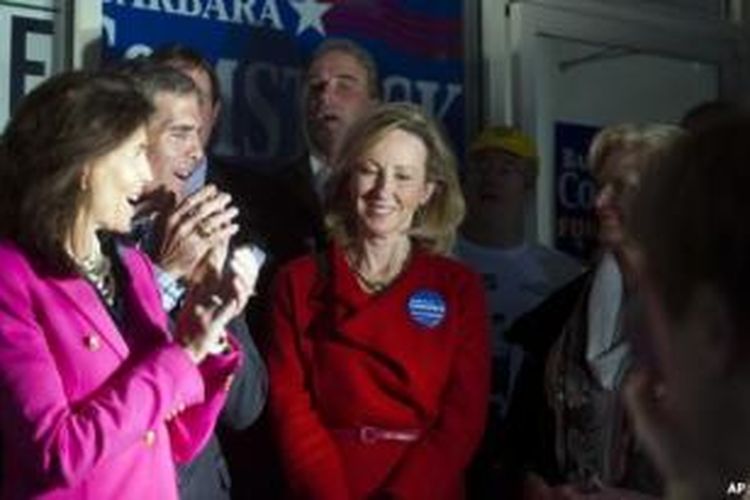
{"left": 554, "top": 121, "right": 600, "bottom": 261}
{"left": 0, "top": 1, "right": 55, "bottom": 128}
{"left": 102, "top": 0, "right": 465, "bottom": 170}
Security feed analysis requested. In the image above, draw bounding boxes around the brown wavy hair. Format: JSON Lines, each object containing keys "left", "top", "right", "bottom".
{"left": 0, "top": 70, "right": 153, "bottom": 273}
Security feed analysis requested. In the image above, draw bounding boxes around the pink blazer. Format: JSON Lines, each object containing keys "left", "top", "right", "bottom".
{"left": 0, "top": 240, "right": 239, "bottom": 499}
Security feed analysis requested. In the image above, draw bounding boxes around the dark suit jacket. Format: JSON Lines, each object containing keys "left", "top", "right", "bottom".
{"left": 206, "top": 155, "right": 327, "bottom": 499}
{"left": 128, "top": 209, "right": 268, "bottom": 500}
{"left": 207, "top": 154, "right": 327, "bottom": 269}
{"left": 467, "top": 271, "right": 590, "bottom": 498}
{"left": 178, "top": 315, "right": 267, "bottom": 500}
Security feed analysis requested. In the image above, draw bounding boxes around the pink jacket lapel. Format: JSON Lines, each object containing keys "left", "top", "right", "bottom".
{"left": 46, "top": 243, "right": 166, "bottom": 360}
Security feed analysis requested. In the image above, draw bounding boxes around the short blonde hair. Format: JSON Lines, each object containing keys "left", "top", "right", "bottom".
{"left": 588, "top": 123, "right": 684, "bottom": 178}
{"left": 324, "top": 102, "right": 465, "bottom": 255}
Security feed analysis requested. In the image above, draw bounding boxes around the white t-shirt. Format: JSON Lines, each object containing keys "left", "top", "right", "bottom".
{"left": 456, "top": 237, "right": 583, "bottom": 416}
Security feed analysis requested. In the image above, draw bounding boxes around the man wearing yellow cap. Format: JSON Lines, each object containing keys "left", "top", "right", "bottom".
{"left": 458, "top": 126, "right": 583, "bottom": 495}
{"left": 457, "top": 126, "right": 582, "bottom": 419}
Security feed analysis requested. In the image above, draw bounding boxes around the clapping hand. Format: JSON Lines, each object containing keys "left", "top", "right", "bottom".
{"left": 155, "top": 185, "right": 239, "bottom": 282}
{"left": 175, "top": 245, "right": 260, "bottom": 363}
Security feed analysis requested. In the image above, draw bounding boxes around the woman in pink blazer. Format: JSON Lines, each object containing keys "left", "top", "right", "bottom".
{"left": 0, "top": 71, "right": 255, "bottom": 499}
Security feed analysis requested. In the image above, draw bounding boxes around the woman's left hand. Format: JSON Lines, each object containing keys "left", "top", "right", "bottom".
{"left": 175, "top": 246, "right": 260, "bottom": 361}
{"left": 216, "top": 245, "right": 259, "bottom": 317}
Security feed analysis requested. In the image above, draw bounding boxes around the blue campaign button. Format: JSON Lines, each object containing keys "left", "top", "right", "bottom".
{"left": 407, "top": 289, "right": 446, "bottom": 328}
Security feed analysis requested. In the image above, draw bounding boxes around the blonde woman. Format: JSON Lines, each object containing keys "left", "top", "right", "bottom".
{"left": 267, "top": 102, "right": 490, "bottom": 499}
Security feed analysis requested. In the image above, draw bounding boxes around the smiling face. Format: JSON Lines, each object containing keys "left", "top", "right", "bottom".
{"left": 351, "top": 128, "right": 435, "bottom": 241}
{"left": 145, "top": 91, "right": 203, "bottom": 200}
{"left": 593, "top": 148, "right": 644, "bottom": 249}
{"left": 305, "top": 50, "right": 375, "bottom": 159}
{"left": 80, "top": 126, "right": 153, "bottom": 234}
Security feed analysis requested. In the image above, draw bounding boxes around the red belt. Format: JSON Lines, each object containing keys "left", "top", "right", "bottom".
{"left": 332, "top": 425, "right": 421, "bottom": 444}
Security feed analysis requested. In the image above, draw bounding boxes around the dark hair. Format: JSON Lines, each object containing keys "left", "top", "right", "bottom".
{"left": 325, "top": 102, "right": 464, "bottom": 255}
{"left": 305, "top": 38, "right": 380, "bottom": 99}
{"left": 150, "top": 44, "right": 220, "bottom": 105}
{"left": 680, "top": 99, "right": 743, "bottom": 133}
{"left": 0, "top": 70, "right": 153, "bottom": 273}
{"left": 113, "top": 57, "right": 199, "bottom": 105}
{"left": 630, "top": 115, "right": 750, "bottom": 333}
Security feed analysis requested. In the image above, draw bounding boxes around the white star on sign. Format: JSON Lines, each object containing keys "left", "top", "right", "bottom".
{"left": 290, "top": 0, "right": 333, "bottom": 36}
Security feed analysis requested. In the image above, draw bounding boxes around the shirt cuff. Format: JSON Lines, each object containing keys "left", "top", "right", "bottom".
{"left": 155, "top": 265, "right": 186, "bottom": 313}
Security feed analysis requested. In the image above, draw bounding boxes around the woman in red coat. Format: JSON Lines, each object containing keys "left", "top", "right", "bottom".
{"left": 267, "top": 102, "right": 490, "bottom": 499}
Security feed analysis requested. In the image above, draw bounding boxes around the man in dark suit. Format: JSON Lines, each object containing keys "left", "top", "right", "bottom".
{"left": 257, "top": 38, "right": 380, "bottom": 265}
{"left": 121, "top": 59, "right": 267, "bottom": 500}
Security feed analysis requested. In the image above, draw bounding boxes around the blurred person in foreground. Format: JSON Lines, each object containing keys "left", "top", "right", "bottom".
{"left": 679, "top": 99, "right": 743, "bottom": 134}
{"left": 267, "top": 102, "right": 490, "bottom": 499}
{"left": 625, "top": 115, "right": 750, "bottom": 500}
{"left": 0, "top": 71, "right": 255, "bottom": 498}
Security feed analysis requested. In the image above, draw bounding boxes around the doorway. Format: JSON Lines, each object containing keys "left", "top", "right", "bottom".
{"left": 506, "top": 0, "right": 745, "bottom": 256}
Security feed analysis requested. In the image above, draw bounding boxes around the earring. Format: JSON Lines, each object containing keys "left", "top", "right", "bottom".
{"left": 79, "top": 167, "right": 91, "bottom": 192}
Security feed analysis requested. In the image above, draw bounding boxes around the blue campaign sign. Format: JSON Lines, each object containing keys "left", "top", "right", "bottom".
{"left": 101, "top": 0, "right": 465, "bottom": 170}
{"left": 554, "top": 121, "right": 600, "bottom": 261}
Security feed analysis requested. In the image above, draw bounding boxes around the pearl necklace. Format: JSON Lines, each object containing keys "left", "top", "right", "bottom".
{"left": 72, "top": 246, "right": 116, "bottom": 307}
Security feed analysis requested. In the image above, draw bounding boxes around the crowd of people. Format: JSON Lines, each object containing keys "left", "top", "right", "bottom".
{"left": 0, "top": 36, "right": 747, "bottom": 500}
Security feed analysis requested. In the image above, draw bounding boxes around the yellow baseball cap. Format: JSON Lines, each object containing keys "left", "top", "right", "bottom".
{"left": 469, "top": 126, "right": 537, "bottom": 161}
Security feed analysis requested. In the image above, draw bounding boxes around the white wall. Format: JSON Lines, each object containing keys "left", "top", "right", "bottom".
{"left": 545, "top": 37, "right": 719, "bottom": 127}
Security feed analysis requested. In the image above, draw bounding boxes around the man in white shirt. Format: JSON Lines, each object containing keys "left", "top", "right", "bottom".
{"left": 457, "top": 126, "right": 582, "bottom": 418}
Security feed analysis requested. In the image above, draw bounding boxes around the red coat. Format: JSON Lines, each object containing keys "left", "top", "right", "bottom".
{"left": 268, "top": 244, "right": 490, "bottom": 499}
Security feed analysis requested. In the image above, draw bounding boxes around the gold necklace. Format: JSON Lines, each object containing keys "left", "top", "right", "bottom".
{"left": 352, "top": 266, "right": 389, "bottom": 292}
{"left": 348, "top": 242, "right": 412, "bottom": 293}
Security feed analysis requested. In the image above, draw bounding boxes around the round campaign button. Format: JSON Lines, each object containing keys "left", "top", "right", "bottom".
{"left": 407, "top": 289, "right": 447, "bottom": 328}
